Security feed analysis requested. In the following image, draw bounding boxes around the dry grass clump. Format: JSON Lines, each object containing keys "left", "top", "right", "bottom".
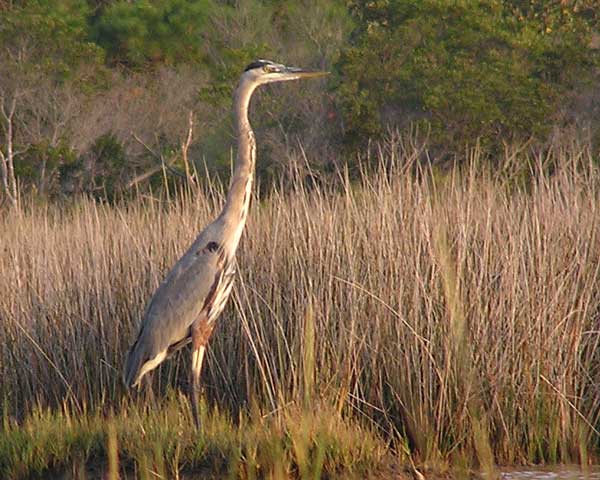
{"left": 1, "top": 136, "right": 599, "bottom": 475}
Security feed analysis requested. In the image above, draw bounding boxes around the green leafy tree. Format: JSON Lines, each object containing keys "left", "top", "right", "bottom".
{"left": 0, "top": 0, "right": 104, "bottom": 79}
{"left": 93, "top": 0, "right": 216, "bottom": 67}
{"left": 338, "top": 0, "right": 600, "bottom": 150}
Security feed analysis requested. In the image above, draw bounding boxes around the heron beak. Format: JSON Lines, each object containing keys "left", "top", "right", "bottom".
{"left": 284, "top": 66, "right": 330, "bottom": 79}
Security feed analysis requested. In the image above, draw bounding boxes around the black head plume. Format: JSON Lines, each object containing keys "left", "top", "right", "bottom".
{"left": 244, "top": 59, "right": 277, "bottom": 72}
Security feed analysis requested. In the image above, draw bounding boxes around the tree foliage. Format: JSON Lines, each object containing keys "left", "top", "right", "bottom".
{"left": 338, "top": 0, "right": 600, "bottom": 149}
{"left": 0, "top": 0, "right": 104, "bottom": 78}
{"left": 93, "top": 0, "right": 216, "bottom": 67}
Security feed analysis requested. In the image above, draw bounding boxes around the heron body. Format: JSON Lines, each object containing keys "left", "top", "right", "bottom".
{"left": 123, "top": 60, "right": 327, "bottom": 425}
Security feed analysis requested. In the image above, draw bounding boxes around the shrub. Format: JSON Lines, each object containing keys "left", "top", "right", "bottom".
{"left": 338, "top": 0, "right": 600, "bottom": 151}
{"left": 15, "top": 141, "right": 78, "bottom": 196}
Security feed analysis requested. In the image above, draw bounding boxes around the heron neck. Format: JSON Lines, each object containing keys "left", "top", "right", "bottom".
{"left": 220, "top": 79, "right": 258, "bottom": 232}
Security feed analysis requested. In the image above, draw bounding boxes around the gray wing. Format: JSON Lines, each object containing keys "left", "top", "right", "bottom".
{"left": 140, "top": 237, "right": 227, "bottom": 356}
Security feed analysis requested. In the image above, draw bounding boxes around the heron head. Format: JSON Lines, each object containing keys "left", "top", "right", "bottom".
{"left": 242, "top": 59, "right": 329, "bottom": 85}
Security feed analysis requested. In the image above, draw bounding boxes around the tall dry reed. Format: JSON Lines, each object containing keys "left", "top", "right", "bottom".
{"left": 1, "top": 136, "right": 599, "bottom": 464}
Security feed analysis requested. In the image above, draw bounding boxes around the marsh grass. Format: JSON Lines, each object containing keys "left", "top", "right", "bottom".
{"left": 0, "top": 395, "right": 384, "bottom": 478}
{"left": 1, "top": 136, "right": 600, "bottom": 476}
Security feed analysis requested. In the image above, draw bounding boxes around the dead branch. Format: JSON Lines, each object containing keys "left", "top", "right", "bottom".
{"left": 181, "top": 110, "right": 195, "bottom": 185}
{"left": 126, "top": 132, "right": 184, "bottom": 189}
{"left": 0, "top": 92, "right": 19, "bottom": 208}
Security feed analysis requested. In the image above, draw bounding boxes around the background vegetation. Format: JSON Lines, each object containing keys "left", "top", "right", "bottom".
{"left": 339, "top": 0, "right": 600, "bottom": 148}
{"left": 0, "top": 0, "right": 599, "bottom": 204}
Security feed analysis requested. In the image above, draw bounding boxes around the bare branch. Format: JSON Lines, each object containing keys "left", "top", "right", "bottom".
{"left": 0, "top": 93, "right": 19, "bottom": 208}
{"left": 127, "top": 132, "right": 183, "bottom": 189}
{"left": 181, "top": 110, "right": 195, "bottom": 184}
{"left": 132, "top": 132, "right": 162, "bottom": 161}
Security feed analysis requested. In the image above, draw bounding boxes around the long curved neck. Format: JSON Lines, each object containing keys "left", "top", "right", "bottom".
{"left": 219, "top": 78, "right": 258, "bottom": 239}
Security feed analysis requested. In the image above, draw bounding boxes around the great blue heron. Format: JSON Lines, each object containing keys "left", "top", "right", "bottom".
{"left": 123, "top": 60, "right": 328, "bottom": 425}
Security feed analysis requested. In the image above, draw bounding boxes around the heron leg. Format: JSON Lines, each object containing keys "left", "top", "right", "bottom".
{"left": 190, "top": 319, "right": 214, "bottom": 429}
{"left": 144, "top": 375, "right": 156, "bottom": 409}
{"left": 190, "top": 344, "right": 205, "bottom": 428}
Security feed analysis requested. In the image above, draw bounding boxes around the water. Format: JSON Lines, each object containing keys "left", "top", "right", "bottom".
{"left": 501, "top": 468, "right": 600, "bottom": 480}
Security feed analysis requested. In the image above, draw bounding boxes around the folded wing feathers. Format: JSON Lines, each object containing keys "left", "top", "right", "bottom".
{"left": 123, "top": 240, "right": 227, "bottom": 388}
